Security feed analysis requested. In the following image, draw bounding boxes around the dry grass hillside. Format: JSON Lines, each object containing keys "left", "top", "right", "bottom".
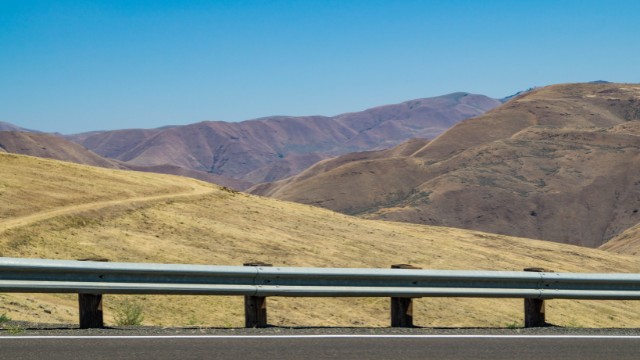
{"left": 600, "top": 222, "right": 640, "bottom": 254}
{"left": 252, "top": 83, "right": 640, "bottom": 248}
{"left": 2, "top": 153, "right": 640, "bottom": 329}
{"left": 0, "top": 153, "right": 205, "bottom": 222}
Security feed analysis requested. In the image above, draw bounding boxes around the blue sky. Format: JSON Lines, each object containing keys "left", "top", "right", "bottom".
{"left": 1, "top": 0, "right": 639, "bottom": 134}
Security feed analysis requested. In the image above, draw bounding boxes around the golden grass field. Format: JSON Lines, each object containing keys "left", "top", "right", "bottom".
{"left": 2, "top": 152, "right": 640, "bottom": 328}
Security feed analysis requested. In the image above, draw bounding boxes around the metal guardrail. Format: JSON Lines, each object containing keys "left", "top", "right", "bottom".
{"left": 1, "top": 257, "right": 640, "bottom": 328}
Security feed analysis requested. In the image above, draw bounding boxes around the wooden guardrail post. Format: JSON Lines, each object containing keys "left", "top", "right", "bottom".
{"left": 524, "top": 267, "right": 546, "bottom": 328}
{"left": 390, "top": 264, "right": 422, "bottom": 328}
{"left": 244, "top": 262, "right": 272, "bottom": 328}
{"left": 77, "top": 258, "right": 109, "bottom": 329}
{"left": 79, "top": 294, "right": 104, "bottom": 329}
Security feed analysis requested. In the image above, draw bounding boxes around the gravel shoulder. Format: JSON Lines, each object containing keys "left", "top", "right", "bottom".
{"left": 3, "top": 321, "right": 640, "bottom": 337}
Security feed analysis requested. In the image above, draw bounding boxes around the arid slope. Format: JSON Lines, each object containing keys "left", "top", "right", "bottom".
{"left": 600, "top": 221, "right": 640, "bottom": 255}
{"left": 1, "top": 153, "right": 640, "bottom": 328}
{"left": 252, "top": 83, "right": 640, "bottom": 248}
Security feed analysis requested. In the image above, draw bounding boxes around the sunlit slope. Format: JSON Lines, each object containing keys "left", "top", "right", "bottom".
{"left": 252, "top": 83, "right": 640, "bottom": 248}
{"left": 601, "top": 222, "right": 640, "bottom": 255}
{"left": 1, "top": 153, "right": 640, "bottom": 328}
{"left": 0, "top": 153, "right": 208, "bottom": 222}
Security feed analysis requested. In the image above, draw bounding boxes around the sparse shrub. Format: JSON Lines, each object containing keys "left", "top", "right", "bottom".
{"left": 6, "top": 231, "right": 34, "bottom": 250}
{"left": 0, "top": 314, "right": 23, "bottom": 334}
{"left": 505, "top": 321, "right": 520, "bottom": 329}
{"left": 219, "top": 186, "right": 239, "bottom": 195}
{"left": 59, "top": 215, "right": 101, "bottom": 229}
{"left": 6, "top": 324, "right": 24, "bottom": 335}
{"left": 566, "top": 319, "right": 583, "bottom": 328}
{"left": 114, "top": 300, "right": 144, "bottom": 326}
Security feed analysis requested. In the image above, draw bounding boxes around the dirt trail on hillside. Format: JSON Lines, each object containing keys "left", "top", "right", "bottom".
{"left": 0, "top": 183, "right": 215, "bottom": 233}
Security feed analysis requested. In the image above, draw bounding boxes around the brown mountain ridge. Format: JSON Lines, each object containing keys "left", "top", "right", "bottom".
{"left": 0, "top": 131, "right": 124, "bottom": 169}
{"left": 68, "top": 93, "right": 500, "bottom": 186}
{"left": 251, "top": 83, "right": 640, "bottom": 249}
{"left": 0, "top": 121, "right": 37, "bottom": 132}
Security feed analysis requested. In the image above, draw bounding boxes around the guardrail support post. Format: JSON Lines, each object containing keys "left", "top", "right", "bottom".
{"left": 77, "top": 258, "right": 108, "bottom": 329}
{"left": 524, "top": 267, "right": 546, "bottom": 328}
{"left": 244, "top": 262, "right": 272, "bottom": 328}
{"left": 391, "top": 264, "right": 422, "bottom": 328}
{"left": 79, "top": 294, "right": 104, "bottom": 329}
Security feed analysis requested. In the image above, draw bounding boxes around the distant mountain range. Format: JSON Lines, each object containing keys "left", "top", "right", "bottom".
{"left": 2, "top": 93, "right": 499, "bottom": 190}
{"left": 251, "top": 83, "right": 640, "bottom": 249}
{"left": 60, "top": 93, "right": 500, "bottom": 187}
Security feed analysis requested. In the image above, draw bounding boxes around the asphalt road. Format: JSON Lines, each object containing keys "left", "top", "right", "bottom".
{"left": 2, "top": 335, "right": 639, "bottom": 360}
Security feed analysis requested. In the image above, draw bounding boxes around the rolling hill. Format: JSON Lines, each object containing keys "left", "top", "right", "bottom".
{"left": 600, "top": 221, "right": 640, "bottom": 255}
{"left": 0, "top": 131, "right": 250, "bottom": 190}
{"left": 251, "top": 83, "right": 640, "bottom": 248}
{"left": 2, "top": 152, "right": 640, "bottom": 328}
{"left": 68, "top": 93, "right": 501, "bottom": 185}
{"left": 0, "top": 131, "right": 124, "bottom": 169}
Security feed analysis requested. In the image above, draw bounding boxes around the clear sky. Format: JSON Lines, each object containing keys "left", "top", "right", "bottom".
{"left": 1, "top": 0, "right": 639, "bottom": 134}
